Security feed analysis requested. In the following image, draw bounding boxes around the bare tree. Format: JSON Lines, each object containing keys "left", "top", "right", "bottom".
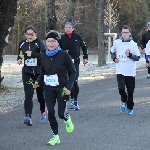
{"left": 105, "top": 0, "right": 119, "bottom": 33}
{"left": 66, "top": 0, "right": 75, "bottom": 22}
{"left": 97, "top": 0, "right": 106, "bottom": 66}
{"left": 0, "top": 0, "right": 17, "bottom": 87}
{"left": 45, "top": 0, "right": 57, "bottom": 32}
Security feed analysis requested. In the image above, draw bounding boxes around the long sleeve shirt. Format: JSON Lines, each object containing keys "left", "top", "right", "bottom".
{"left": 60, "top": 32, "right": 88, "bottom": 63}
{"left": 37, "top": 50, "right": 76, "bottom": 91}
{"left": 17, "top": 38, "right": 46, "bottom": 75}
{"left": 111, "top": 39, "right": 141, "bottom": 76}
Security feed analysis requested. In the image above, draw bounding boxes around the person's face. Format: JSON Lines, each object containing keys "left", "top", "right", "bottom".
{"left": 121, "top": 29, "right": 131, "bottom": 40}
{"left": 148, "top": 24, "right": 150, "bottom": 30}
{"left": 25, "top": 29, "right": 36, "bottom": 42}
{"left": 65, "top": 24, "right": 74, "bottom": 34}
{"left": 46, "top": 38, "right": 59, "bottom": 50}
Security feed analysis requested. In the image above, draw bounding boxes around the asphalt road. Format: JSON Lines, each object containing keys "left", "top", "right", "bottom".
{"left": 0, "top": 67, "right": 150, "bottom": 150}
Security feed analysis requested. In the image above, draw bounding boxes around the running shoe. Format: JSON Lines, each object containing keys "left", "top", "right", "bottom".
{"left": 147, "top": 74, "right": 150, "bottom": 79}
{"left": 47, "top": 135, "right": 60, "bottom": 146}
{"left": 74, "top": 105, "right": 80, "bottom": 110}
{"left": 24, "top": 116, "right": 32, "bottom": 126}
{"left": 64, "top": 115, "right": 74, "bottom": 133}
{"left": 127, "top": 109, "right": 133, "bottom": 115}
{"left": 120, "top": 102, "right": 126, "bottom": 112}
{"left": 70, "top": 99, "right": 75, "bottom": 109}
{"left": 40, "top": 112, "right": 46, "bottom": 123}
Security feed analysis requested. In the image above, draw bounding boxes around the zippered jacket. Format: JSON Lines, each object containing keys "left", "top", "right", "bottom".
{"left": 60, "top": 32, "right": 88, "bottom": 64}
{"left": 140, "top": 30, "right": 150, "bottom": 50}
{"left": 37, "top": 50, "right": 76, "bottom": 91}
{"left": 17, "top": 38, "right": 46, "bottom": 75}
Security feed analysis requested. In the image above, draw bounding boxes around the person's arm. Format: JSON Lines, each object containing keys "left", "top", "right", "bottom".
{"left": 17, "top": 41, "right": 24, "bottom": 64}
{"left": 36, "top": 56, "right": 45, "bottom": 83}
{"left": 126, "top": 44, "right": 140, "bottom": 61}
{"left": 140, "top": 33, "right": 146, "bottom": 50}
{"left": 39, "top": 40, "right": 46, "bottom": 54}
{"left": 127, "top": 53, "right": 140, "bottom": 61}
{"left": 31, "top": 40, "right": 46, "bottom": 59}
{"left": 110, "top": 45, "right": 117, "bottom": 62}
{"left": 17, "top": 41, "right": 24, "bottom": 60}
{"left": 79, "top": 35, "right": 88, "bottom": 60}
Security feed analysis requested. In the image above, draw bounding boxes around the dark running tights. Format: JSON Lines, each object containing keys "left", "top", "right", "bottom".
{"left": 44, "top": 88, "right": 68, "bottom": 135}
{"left": 22, "top": 72, "right": 45, "bottom": 115}
{"left": 117, "top": 74, "right": 135, "bottom": 110}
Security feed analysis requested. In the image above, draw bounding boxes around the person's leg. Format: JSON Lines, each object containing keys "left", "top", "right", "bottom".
{"left": 71, "top": 63, "right": 79, "bottom": 110}
{"left": 57, "top": 91, "right": 74, "bottom": 133}
{"left": 117, "top": 74, "right": 127, "bottom": 102}
{"left": 45, "top": 89, "right": 60, "bottom": 146}
{"left": 117, "top": 74, "right": 127, "bottom": 112}
{"left": 36, "top": 85, "right": 46, "bottom": 122}
{"left": 35, "top": 77, "right": 46, "bottom": 122}
{"left": 145, "top": 54, "right": 150, "bottom": 79}
{"left": 35, "top": 79, "right": 45, "bottom": 113}
{"left": 125, "top": 76, "right": 135, "bottom": 114}
{"left": 22, "top": 72, "right": 34, "bottom": 125}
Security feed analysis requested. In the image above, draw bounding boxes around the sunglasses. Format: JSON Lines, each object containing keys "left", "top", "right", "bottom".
{"left": 26, "top": 33, "right": 34, "bottom": 36}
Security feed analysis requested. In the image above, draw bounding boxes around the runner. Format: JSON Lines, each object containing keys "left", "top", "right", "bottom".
{"left": 140, "top": 22, "right": 150, "bottom": 79}
{"left": 17, "top": 25, "right": 46, "bottom": 126}
{"left": 60, "top": 22, "right": 88, "bottom": 110}
{"left": 111, "top": 25, "right": 140, "bottom": 114}
{"left": 33, "top": 30, "right": 76, "bottom": 145}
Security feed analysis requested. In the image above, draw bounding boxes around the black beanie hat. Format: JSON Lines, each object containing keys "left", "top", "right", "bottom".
{"left": 46, "top": 32, "right": 60, "bottom": 41}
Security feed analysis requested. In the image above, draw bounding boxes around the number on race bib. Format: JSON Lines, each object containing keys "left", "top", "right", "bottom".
{"left": 44, "top": 74, "right": 59, "bottom": 86}
{"left": 25, "top": 58, "right": 37, "bottom": 66}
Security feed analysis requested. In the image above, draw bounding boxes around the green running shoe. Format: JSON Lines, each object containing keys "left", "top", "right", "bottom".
{"left": 147, "top": 74, "right": 150, "bottom": 79}
{"left": 64, "top": 115, "right": 74, "bottom": 133}
{"left": 47, "top": 135, "right": 60, "bottom": 146}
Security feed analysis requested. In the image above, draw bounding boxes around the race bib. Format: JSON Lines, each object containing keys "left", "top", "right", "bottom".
{"left": 117, "top": 52, "right": 127, "bottom": 61}
{"left": 72, "top": 59, "right": 74, "bottom": 63}
{"left": 25, "top": 58, "right": 37, "bottom": 66}
{"left": 44, "top": 74, "right": 59, "bottom": 86}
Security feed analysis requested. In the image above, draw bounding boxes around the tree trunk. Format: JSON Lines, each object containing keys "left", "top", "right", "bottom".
{"left": 0, "top": 0, "right": 17, "bottom": 87}
{"left": 45, "top": 0, "right": 57, "bottom": 32}
{"left": 97, "top": 0, "right": 106, "bottom": 66}
{"left": 66, "top": 0, "right": 75, "bottom": 22}
{"left": 141, "top": 0, "right": 150, "bottom": 22}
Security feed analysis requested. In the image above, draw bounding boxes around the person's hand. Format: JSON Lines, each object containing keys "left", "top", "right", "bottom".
{"left": 63, "top": 87, "right": 71, "bottom": 95}
{"left": 17, "top": 59, "right": 22, "bottom": 65}
{"left": 33, "top": 81, "right": 39, "bottom": 89}
{"left": 114, "top": 58, "right": 119, "bottom": 63}
{"left": 83, "top": 59, "right": 88, "bottom": 66}
{"left": 125, "top": 49, "right": 130, "bottom": 56}
{"left": 25, "top": 51, "right": 32, "bottom": 57}
{"left": 147, "top": 58, "right": 150, "bottom": 67}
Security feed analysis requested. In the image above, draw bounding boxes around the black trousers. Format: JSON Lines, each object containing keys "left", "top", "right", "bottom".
{"left": 117, "top": 74, "right": 135, "bottom": 110}
{"left": 22, "top": 71, "right": 45, "bottom": 115}
{"left": 44, "top": 88, "right": 68, "bottom": 135}
{"left": 69, "top": 63, "right": 79, "bottom": 101}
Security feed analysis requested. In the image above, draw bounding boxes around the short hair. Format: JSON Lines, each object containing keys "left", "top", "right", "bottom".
{"left": 65, "top": 22, "right": 74, "bottom": 28}
{"left": 25, "top": 25, "right": 37, "bottom": 33}
{"left": 122, "top": 25, "right": 132, "bottom": 33}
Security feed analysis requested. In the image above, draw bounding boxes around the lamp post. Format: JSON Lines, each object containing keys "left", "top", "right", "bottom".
{"left": 104, "top": 33, "right": 117, "bottom": 63}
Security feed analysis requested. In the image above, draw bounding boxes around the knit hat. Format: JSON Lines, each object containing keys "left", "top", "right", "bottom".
{"left": 147, "top": 22, "right": 150, "bottom": 26}
{"left": 65, "top": 22, "right": 74, "bottom": 28}
{"left": 46, "top": 31, "right": 60, "bottom": 41}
